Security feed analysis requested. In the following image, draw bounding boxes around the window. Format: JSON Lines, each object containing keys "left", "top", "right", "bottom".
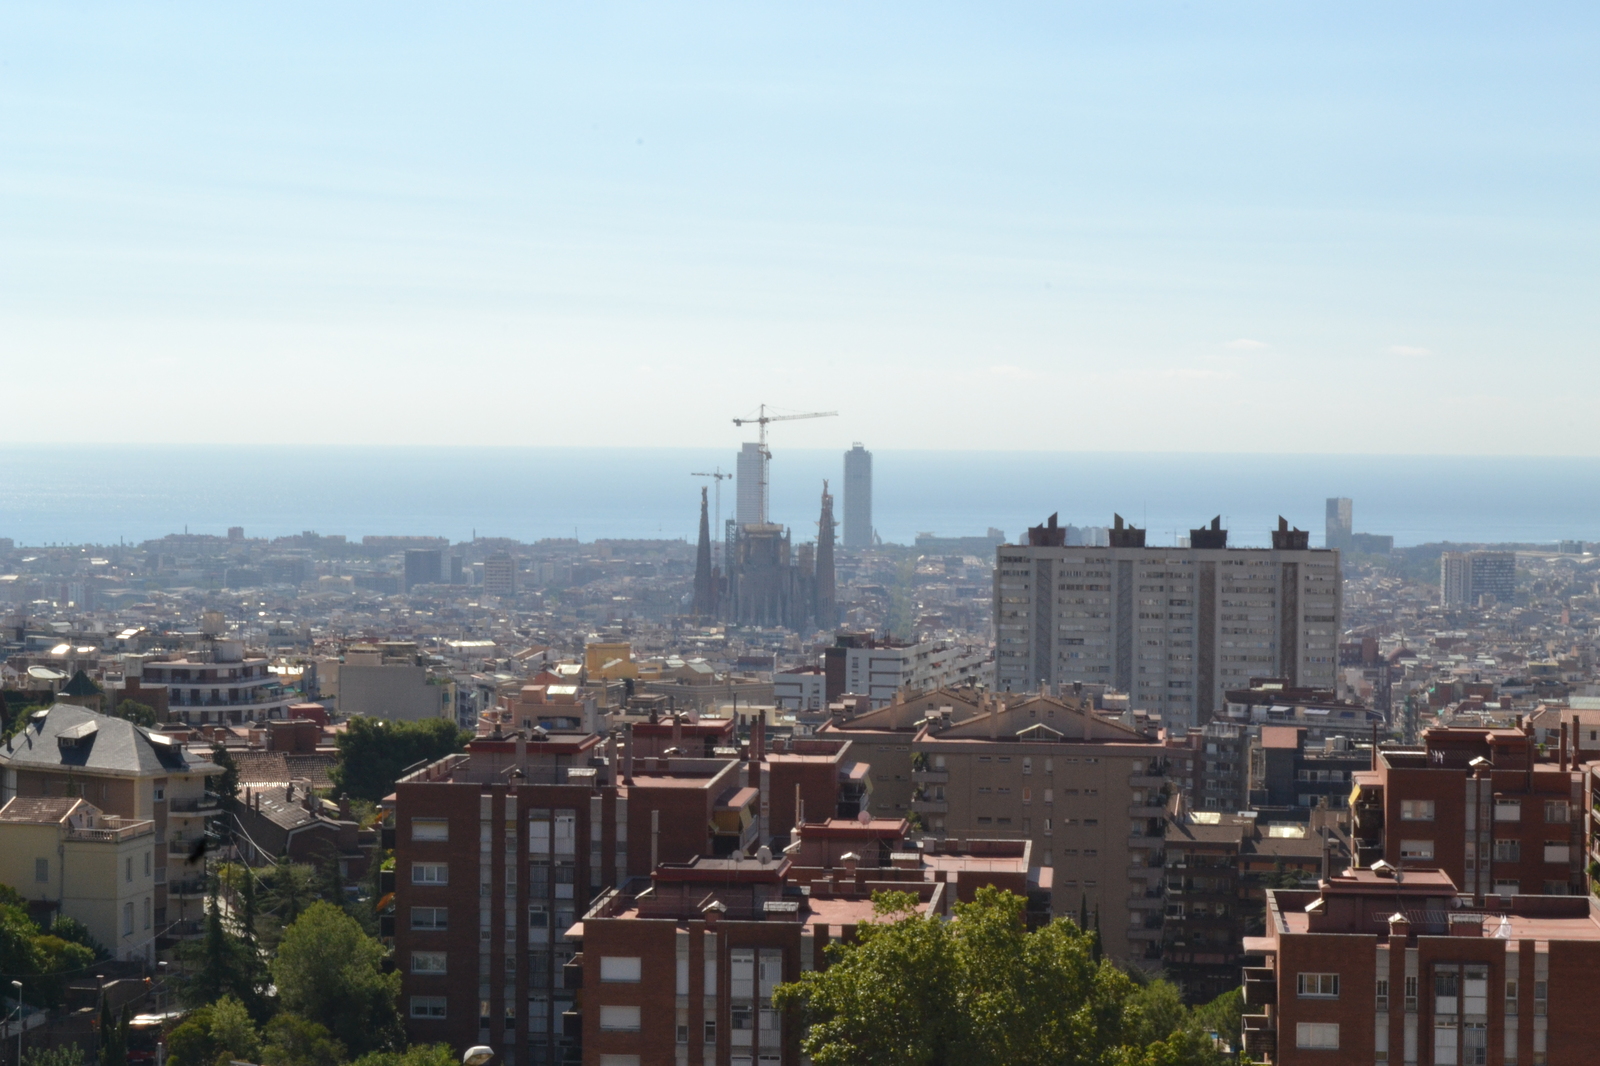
{"left": 1399, "top": 840, "right": 1434, "bottom": 860}
{"left": 33, "top": 859, "right": 47, "bottom": 883}
{"left": 1435, "top": 1025, "right": 1458, "bottom": 1064}
{"left": 1494, "top": 880, "right": 1520, "bottom": 896}
{"left": 1296, "top": 1022, "right": 1339, "bottom": 1049}
{"left": 1376, "top": 978, "right": 1389, "bottom": 1010}
{"left": 599, "top": 1006, "right": 641, "bottom": 1032}
{"left": 412, "top": 907, "right": 448, "bottom": 930}
{"left": 1297, "top": 973, "right": 1339, "bottom": 998}
{"left": 144, "top": 851, "right": 151, "bottom": 877}
{"left": 704, "top": 1020, "right": 717, "bottom": 1044}
{"left": 410, "top": 997, "right": 447, "bottom": 1020}
{"left": 123, "top": 902, "right": 134, "bottom": 936}
{"left": 412, "top": 863, "right": 448, "bottom": 885}
{"left": 1405, "top": 976, "right": 1418, "bottom": 1013}
{"left": 412, "top": 952, "right": 448, "bottom": 974}
{"left": 600, "top": 957, "right": 642, "bottom": 983}
{"left": 126, "top": 857, "right": 133, "bottom": 883}
{"left": 1495, "top": 800, "right": 1521, "bottom": 822}
{"left": 1544, "top": 801, "right": 1569, "bottom": 823}
{"left": 1493, "top": 838, "right": 1520, "bottom": 862}
{"left": 412, "top": 818, "right": 450, "bottom": 842}
{"left": 143, "top": 898, "right": 151, "bottom": 930}
{"left": 1401, "top": 800, "right": 1435, "bottom": 821}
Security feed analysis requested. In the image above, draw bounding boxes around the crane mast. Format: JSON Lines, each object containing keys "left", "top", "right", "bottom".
{"left": 731, "top": 404, "right": 838, "bottom": 525}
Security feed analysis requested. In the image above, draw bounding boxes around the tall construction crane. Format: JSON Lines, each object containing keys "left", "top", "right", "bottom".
{"left": 690, "top": 467, "right": 732, "bottom": 565}
{"left": 731, "top": 404, "right": 838, "bottom": 525}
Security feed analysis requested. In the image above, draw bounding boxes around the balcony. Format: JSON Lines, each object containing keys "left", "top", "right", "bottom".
{"left": 1128, "top": 774, "right": 1166, "bottom": 788}
{"left": 1241, "top": 1010, "right": 1275, "bottom": 1063}
{"left": 1242, "top": 967, "right": 1276, "bottom": 1006}
{"left": 1127, "top": 865, "right": 1163, "bottom": 880}
{"left": 168, "top": 879, "right": 208, "bottom": 899}
{"left": 911, "top": 768, "right": 949, "bottom": 785}
{"left": 910, "top": 799, "right": 948, "bottom": 815}
{"left": 168, "top": 795, "right": 221, "bottom": 814}
{"left": 1128, "top": 805, "right": 1167, "bottom": 819}
{"left": 1127, "top": 895, "right": 1165, "bottom": 910}
{"left": 66, "top": 817, "right": 155, "bottom": 843}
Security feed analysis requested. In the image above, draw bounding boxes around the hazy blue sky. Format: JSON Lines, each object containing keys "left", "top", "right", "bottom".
{"left": 3, "top": 4, "right": 1595, "bottom": 452}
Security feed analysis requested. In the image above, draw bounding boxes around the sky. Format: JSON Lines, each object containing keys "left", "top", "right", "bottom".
{"left": 2, "top": 4, "right": 1596, "bottom": 453}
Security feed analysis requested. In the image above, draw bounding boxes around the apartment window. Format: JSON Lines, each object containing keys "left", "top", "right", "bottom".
{"left": 1544, "top": 801, "right": 1569, "bottom": 823}
{"left": 1405, "top": 976, "right": 1418, "bottom": 1013}
{"left": 1495, "top": 800, "right": 1521, "bottom": 822}
{"left": 123, "top": 903, "right": 134, "bottom": 936}
{"left": 1376, "top": 978, "right": 1389, "bottom": 1010}
{"left": 1505, "top": 978, "right": 1518, "bottom": 1016}
{"left": 600, "top": 957, "right": 642, "bottom": 983}
{"left": 1297, "top": 973, "right": 1339, "bottom": 998}
{"left": 144, "top": 851, "right": 151, "bottom": 877}
{"left": 410, "top": 997, "right": 447, "bottom": 1020}
{"left": 126, "top": 857, "right": 133, "bottom": 883}
{"left": 33, "top": 859, "right": 47, "bottom": 883}
{"left": 1493, "top": 839, "right": 1520, "bottom": 863}
{"left": 1534, "top": 980, "right": 1547, "bottom": 1016}
{"left": 1295, "top": 1023, "right": 1339, "bottom": 1050}
{"left": 1022, "top": 788, "right": 1031, "bottom": 804}
{"left": 143, "top": 898, "right": 150, "bottom": 930}
{"left": 1494, "top": 880, "right": 1520, "bottom": 896}
{"left": 412, "top": 907, "right": 448, "bottom": 930}
{"left": 704, "top": 1021, "right": 717, "bottom": 1044}
{"left": 412, "top": 952, "right": 448, "bottom": 974}
{"left": 599, "top": 1005, "right": 640, "bottom": 1032}
{"left": 1401, "top": 800, "right": 1435, "bottom": 821}
{"left": 412, "top": 818, "right": 450, "bottom": 842}
{"left": 1399, "top": 840, "right": 1434, "bottom": 860}
{"left": 1022, "top": 758, "right": 1032, "bottom": 774}
{"left": 412, "top": 863, "right": 448, "bottom": 885}
{"left": 1435, "top": 1025, "right": 1458, "bottom": 1064}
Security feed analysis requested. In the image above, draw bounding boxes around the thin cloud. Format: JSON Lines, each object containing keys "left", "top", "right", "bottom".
{"left": 1388, "top": 344, "right": 1431, "bottom": 357}
{"left": 1224, "top": 338, "right": 1270, "bottom": 351}
{"left": 988, "top": 364, "right": 1036, "bottom": 381}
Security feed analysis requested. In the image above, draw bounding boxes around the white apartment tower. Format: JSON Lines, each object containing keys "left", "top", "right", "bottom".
{"left": 842, "top": 443, "right": 872, "bottom": 548}
{"left": 994, "top": 514, "right": 1341, "bottom": 730}
{"left": 735, "top": 442, "right": 768, "bottom": 527}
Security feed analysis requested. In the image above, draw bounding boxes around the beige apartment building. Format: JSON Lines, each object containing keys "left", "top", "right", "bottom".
{"left": 0, "top": 797, "right": 158, "bottom": 961}
{"left": 0, "top": 703, "right": 220, "bottom": 940}
{"left": 817, "top": 686, "right": 988, "bottom": 818}
{"left": 910, "top": 693, "right": 1168, "bottom": 965}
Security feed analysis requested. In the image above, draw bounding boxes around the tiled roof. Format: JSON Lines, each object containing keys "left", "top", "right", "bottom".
{"left": 0, "top": 703, "right": 198, "bottom": 776}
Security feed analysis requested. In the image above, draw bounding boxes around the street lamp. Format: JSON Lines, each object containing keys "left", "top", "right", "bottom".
{"left": 10, "top": 980, "right": 22, "bottom": 1066}
{"left": 461, "top": 1047, "right": 494, "bottom": 1066}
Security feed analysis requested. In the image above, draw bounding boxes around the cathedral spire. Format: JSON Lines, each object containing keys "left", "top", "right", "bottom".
{"left": 693, "top": 486, "right": 716, "bottom": 618}
{"left": 815, "top": 480, "right": 837, "bottom": 631}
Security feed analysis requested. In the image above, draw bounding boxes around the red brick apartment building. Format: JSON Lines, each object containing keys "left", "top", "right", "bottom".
{"left": 392, "top": 724, "right": 862, "bottom": 1066}
{"left": 1352, "top": 725, "right": 1584, "bottom": 899}
{"left": 574, "top": 821, "right": 1043, "bottom": 1066}
{"left": 1242, "top": 865, "right": 1600, "bottom": 1065}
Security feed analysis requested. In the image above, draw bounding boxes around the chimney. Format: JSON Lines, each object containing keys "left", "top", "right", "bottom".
{"left": 1371, "top": 721, "right": 1379, "bottom": 772}
{"left": 623, "top": 723, "right": 635, "bottom": 783}
{"left": 1559, "top": 721, "right": 1568, "bottom": 772}
{"left": 701, "top": 899, "right": 726, "bottom": 926}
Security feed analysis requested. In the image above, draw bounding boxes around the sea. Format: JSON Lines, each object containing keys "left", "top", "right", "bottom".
{"left": 3, "top": 446, "right": 1598, "bottom": 550}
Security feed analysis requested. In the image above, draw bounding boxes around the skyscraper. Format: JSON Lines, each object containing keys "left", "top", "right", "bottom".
{"left": 404, "top": 548, "right": 443, "bottom": 591}
{"left": 842, "top": 443, "right": 872, "bottom": 548}
{"left": 736, "top": 442, "right": 767, "bottom": 526}
{"left": 1440, "top": 550, "right": 1515, "bottom": 607}
{"left": 1325, "top": 497, "right": 1352, "bottom": 551}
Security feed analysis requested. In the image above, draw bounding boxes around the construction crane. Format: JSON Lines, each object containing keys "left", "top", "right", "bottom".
{"left": 690, "top": 467, "right": 732, "bottom": 565}
{"left": 731, "top": 404, "right": 838, "bottom": 525}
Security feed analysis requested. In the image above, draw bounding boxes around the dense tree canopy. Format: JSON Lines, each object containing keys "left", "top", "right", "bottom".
{"left": 775, "top": 888, "right": 1237, "bottom": 1066}
{"left": 269, "top": 902, "right": 402, "bottom": 1057}
{"left": 330, "top": 717, "right": 469, "bottom": 802}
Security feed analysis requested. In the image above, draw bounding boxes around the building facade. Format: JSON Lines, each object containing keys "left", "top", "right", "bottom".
{"left": 735, "top": 443, "right": 767, "bottom": 528}
{"left": 1440, "top": 551, "right": 1517, "bottom": 608}
{"left": 994, "top": 515, "right": 1341, "bottom": 730}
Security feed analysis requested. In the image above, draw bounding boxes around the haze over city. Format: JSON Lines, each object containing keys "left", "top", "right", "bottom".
{"left": 2, "top": 6, "right": 1600, "bottom": 1066}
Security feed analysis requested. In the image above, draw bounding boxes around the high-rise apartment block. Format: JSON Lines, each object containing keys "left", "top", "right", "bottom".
{"left": 1440, "top": 551, "right": 1516, "bottom": 607}
{"left": 995, "top": 515, "right": 1340, "bottom": 730}
{"left": 735, "top": 443, "right": 767, "bottom": 527}
{"left": 405, "top": 548, "right": 444, "bottom": 591}
{"left": 842, "top": 444, "right": 872, "bottom": 548}
{"left": 483, "top": 552, "right": 518, "bottom": 598}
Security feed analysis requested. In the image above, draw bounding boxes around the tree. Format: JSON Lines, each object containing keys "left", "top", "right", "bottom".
{"left": 208, "top": 995, "right": 262, "bottom": 1063}
{"left": 263, "top": 859, "right": 320, "bottom": 931}
{"left": 49, "top": 917, "right": 108, "bottom": 960}
{"left": 269, "top": 903, "right": 401, "bottom": 1057}
{"left": 109, "top": 700, "right": 158, "bottom": 728}
{"left": 210, "top": 744, "right": 240, "bottom": 801}
{"left": 97, "top": 999, "right": 125, "bottom": 1066}
{"left": 351, "top": 1045, "right": 457, "bottom": 1066}
{"left": 330, "top": 717, "right": 470, "bottom": 803}
{"left": 181, "top": 883, "right": 263, "bottom": 1015}
{"left": 260, "top": 1015, "right": 345, "bottom": 1066}
{"left": 776, "top": 888, "right": 1235, "bottom": 1066}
